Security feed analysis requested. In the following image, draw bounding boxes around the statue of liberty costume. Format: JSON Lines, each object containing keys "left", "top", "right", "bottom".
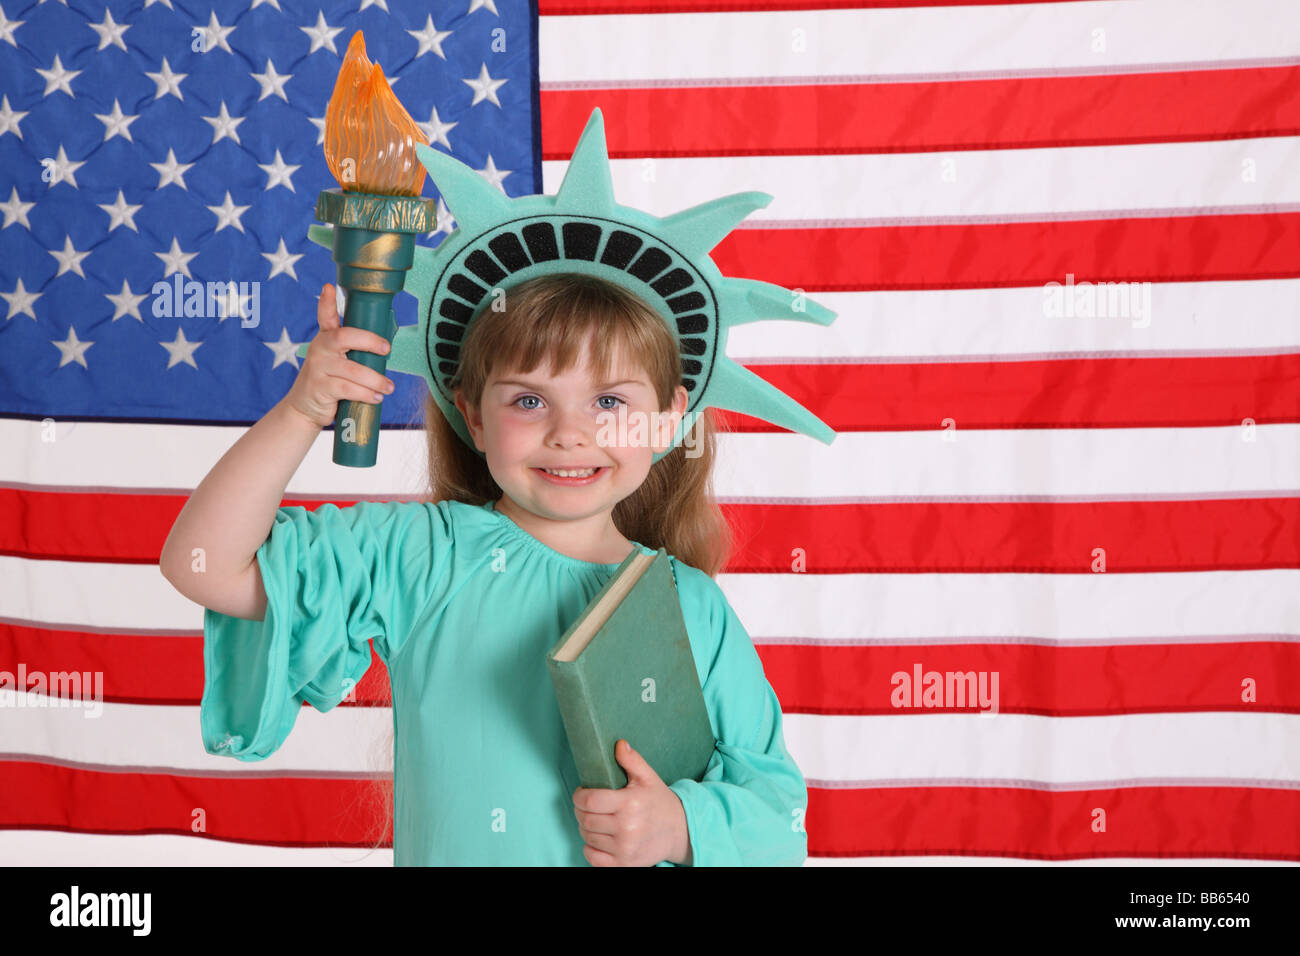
{"left": 202, "top": 109, "right": 837, "bottom": 865}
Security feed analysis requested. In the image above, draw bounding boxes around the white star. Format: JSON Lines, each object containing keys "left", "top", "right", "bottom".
{"left": 105, "top": 278, "right": 147, "bottom": 321}
{"left": 408, "top": 14, "right": 452, "bottom": 58}
{"left": 264, "top": 326, "right": 307, "bottom": 369}
{"left": 359, "top": 0, "right": 388, "bottom": 10}
{"left": 257, "top": 149, "right": 300, "bottom": 192}
{"left": 151, "top": 148, "right": 194, "bottom": 190}
{"left": 250, "top": 0, "right": 281, "bottom": 8}
{"left": 98, "top": 189, "right": 142, "bottom": 232}
{"left": 300, "top": 11, "right": 343, "bottom": 55}
{"left": 250, "top": 59, "right": 292, "bottom": 102}
{"left": 197, "top": 11, "right": 235, "bottom": 54}
{"left": 160, "top": 326, "right": 203, "bottom": 370}
{"left": 36, "top": 54, "right": 81, "bottom": 98}
{"left": 478, "top": 153, "right": 512, "bottom": 191}
{"left": 49, "top": 235, "right": 91, "bottom": 278}
{"left": 143, "top": 0, "right": 174, "bottom": 7}
{"left": 418, "top": 105, "right": 457, "bottom": 150}
{"left": 144, "top": 57, "right": 186, "bottom": 100}
{"left": 468, "top": 0, "right": 499, "bottom": 14}
{"left": 87, "top": 8, "right": 130, "bottom": 52}
{"left": 2, "top": 276, "right": 40, "bottom": 320}
{"left": 0, "top": 6, "right": 24, "bottom": 46}
{"left": 94, "top": 99, "right": 140, "bottom": 143}
{"left": 307, "top": 114, "right": 326, "bottom": 146}
{"left": 52, "top": 326, "right": 93, "bottom": 368}
{"left": 155, "top": 237, "right": 198, "bottom": 278}
{"left": 428, "top": 196, "right": 456, "bottom": 237}
{"left": 43, "top": 145, "right": 85, "bottom": 188}
{"left": 212, "top": 283, "right": 250, "bottom": 323}
{"left": 203, "top": 101, "right": 244, "bottom": 145}
{"left": 262, "top": 237, "right": 304, "bottom": 281}
{"left": 1, "top": 186, "right": 34, "bottom": 229}
{"left": 463, "top": 62, "right": 507, "bottom": 108}
{"left": 207, "top": 191, "right": 251, "bottom": 232}
{"left": 0, "top": 95, "right": 28, "bottom": 139}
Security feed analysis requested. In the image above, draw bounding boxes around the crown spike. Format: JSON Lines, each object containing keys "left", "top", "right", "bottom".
{"left": 708, "top": 356, "right": 837, "bottom": 445}
{"left": 555, "top": 108, "right": 616, "bottom": 215}
{"left": 414, "top": 143, "right": 514, "bottom": 234}
{"left": 658, "top": 192, "right": 772, "bottom": 259}
{"left": 717, "top": 276, "right": 837, "bottom": 328}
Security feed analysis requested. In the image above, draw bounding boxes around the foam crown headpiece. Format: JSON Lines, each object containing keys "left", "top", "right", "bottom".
{"left": 306, "top": 107, "right": 838, "bottom": 463}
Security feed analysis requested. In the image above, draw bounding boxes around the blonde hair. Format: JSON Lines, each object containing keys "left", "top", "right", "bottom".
{"left": 359, "top": 272, "right": 733, "bottom": 855}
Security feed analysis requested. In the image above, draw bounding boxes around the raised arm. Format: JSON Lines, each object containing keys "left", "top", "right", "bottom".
{"left": 159, "top": 284, "right": 396, "bottom": 620}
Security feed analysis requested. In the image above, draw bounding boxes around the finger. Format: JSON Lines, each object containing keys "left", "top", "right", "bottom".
{"left": 573, "top": 787, "right": 622, "bottom": 815}
{"left": 317, "top": 284, "right": 339, "bottom": 331}
{"left": 339, "top": 360, "right": 395, "bottom": 398}
{"left": 322, "top": 325, "right": 393, "bottom": 358}
{"left": 578, "top": 829, "right": 619, "bottom": 856}
{"left": 583, "top": 843, "right": 617, "bottom": 867}
{"left": 324, "top": 371, "right": 390, "bottom": 405}
{"left": 317, "top": 354, "right": 394, "bottom": 396}
{"left": 574, "top": 806, "right": 618, "bottom": 836}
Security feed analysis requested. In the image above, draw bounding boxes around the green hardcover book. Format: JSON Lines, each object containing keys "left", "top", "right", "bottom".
{"left": 546, "top": 546, "right": 716, "bottom": 790}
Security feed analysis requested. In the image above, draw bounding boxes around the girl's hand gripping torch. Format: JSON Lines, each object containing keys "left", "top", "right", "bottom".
{"left": 318, "top": 31, "right": 435, "bottom": 467}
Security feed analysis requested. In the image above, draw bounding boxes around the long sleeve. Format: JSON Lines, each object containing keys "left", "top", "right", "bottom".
{"left": 200, "top": 500, "right": 451, "bottom": 762}
{"left": 660, "top": 565, "right": 809, "bottom": 866}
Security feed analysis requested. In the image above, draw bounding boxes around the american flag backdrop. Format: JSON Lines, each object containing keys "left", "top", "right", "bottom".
{"left": 2, "top": 0, "right": 1298, "bottom": 865}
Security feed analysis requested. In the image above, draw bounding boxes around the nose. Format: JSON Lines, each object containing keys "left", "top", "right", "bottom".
{"left": 546, "top": 403, "right": 593, "bottom": 449}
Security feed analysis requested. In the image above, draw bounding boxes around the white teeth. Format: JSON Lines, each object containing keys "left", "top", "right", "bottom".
{"left": 541, "top": 467, "right": 598, "bottom": 477}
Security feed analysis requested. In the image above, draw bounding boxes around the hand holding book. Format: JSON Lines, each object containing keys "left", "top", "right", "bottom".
{"left": 571, "top": 738, "right": 693, "bottom": 866}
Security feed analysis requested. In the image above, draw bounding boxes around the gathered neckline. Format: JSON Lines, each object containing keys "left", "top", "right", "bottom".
{"left": 480, "top": 499, "right": 648, "bottom": 571}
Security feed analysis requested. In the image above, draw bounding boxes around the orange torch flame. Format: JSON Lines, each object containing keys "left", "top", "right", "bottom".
{"left": 324, "top": 31, "right": 428, "bottom": 196}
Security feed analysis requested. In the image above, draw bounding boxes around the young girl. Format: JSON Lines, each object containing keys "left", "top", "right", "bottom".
{"left": 161, "top": 271, "right": 809, "bottom": 866}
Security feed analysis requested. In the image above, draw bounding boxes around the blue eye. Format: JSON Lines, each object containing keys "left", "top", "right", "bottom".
{"left": 514, "top": 395, "right": 541, "bottom": 410}
{"left": 597, "top": 395, "right": 624, "bottom": 410}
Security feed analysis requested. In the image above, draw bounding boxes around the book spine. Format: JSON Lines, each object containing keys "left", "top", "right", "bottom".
{"left": 548, "top": 658, "right": 620, "bottom": 790}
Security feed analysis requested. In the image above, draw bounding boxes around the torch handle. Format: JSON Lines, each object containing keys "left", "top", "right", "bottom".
{"left": 324, "top": 219, "right": 417, "bottom": 468}
{"left": 332, "top": 290, "right": 396, "bottom": 468}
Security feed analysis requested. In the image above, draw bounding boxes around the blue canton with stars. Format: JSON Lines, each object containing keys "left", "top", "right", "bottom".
{"left": 0, "top": 0, "right": 539, "bottom": 424}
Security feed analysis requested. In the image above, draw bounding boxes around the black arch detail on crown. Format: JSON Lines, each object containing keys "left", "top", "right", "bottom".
{"left": 426, "top": 216, "right": 722, "bottom": 416}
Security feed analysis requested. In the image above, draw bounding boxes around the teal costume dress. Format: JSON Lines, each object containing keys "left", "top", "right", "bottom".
{"left": 201, "top": 498, "right": 808, "bottom": 866}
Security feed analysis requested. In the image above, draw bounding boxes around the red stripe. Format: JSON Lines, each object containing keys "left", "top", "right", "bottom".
{"left": 721, "top": 498, "right": 1300, "bottom": 573}
{"left": 0, "top": 623, "right": 392, "bottom": 707}
{"left": 712, "top": 214, "right": 1300, "bottom": 290}
{"left": 6, "top": 625, "right": 1297, "bottom": 716}
{"left": 541, "top": 0, "right": 1092, "bottom": 13}
{"left": 759, "top": 642, "right": 1300, "bottom": 717}
{"left": 720, "top": 353, "right": 1300, "bottom": 433}
{"left": 0, "top": 761, "right": 389, "bottom": 849}
{"left": 5, "top": 493, "right": 1299, "bottom": 571}
{"left": 5, "top": 762, "right": 1295, "bottom": 860}
{"left": 541, "top": 66, "right": 1300, "bottom": 157}
{"left": 808, "top": 784, "right": 1300, "bottom": 860}
{"left": 5, "top": 355, "right": 1298, "bottom": 458}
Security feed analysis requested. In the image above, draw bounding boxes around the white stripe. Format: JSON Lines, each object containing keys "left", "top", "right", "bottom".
{"left": 539, "top": 0, "right": 1300, "bottom": 84}
{"left": 4, "top": 693, "right": 1297, "bottom": 784}
{"left": 0, "top": 831, "right": 393, "bottom": 866}
{"left": 545, "top": 138, "right": 1300, "bottom": 221}
{"left": 784, "top": 712, "right": 1300, "bottom": 783}
{"left": 5, "top": 422, "right": 1299, "bottom": 498}
{"left": 6, "top": 558, "right": 1298, "bottom": 646}
{"left": 3, "top": 831, "right": 1291, "bottom": 865}
{"left": 727, "top": 280, "right": 1300, "bottom": 360}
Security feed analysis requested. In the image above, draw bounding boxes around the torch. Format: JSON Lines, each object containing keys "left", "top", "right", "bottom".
{"left": 317, "top": 31, "right": 436, "bottom": 467}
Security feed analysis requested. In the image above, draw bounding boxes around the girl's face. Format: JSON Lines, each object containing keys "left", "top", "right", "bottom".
{"left": 455, "top": 339, "right": 688, "bottom": 527}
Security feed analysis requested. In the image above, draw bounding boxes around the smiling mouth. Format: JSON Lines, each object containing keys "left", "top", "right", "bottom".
{"left": 535, "top": 466, "right": 602, "bottom": 477}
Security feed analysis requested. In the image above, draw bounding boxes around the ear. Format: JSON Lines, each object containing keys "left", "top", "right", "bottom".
{"left": 652, "top": 386, "right": 691, "bottom": 454}
{"left": 454, "top": 390, "right": 487, "bottom": 453}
